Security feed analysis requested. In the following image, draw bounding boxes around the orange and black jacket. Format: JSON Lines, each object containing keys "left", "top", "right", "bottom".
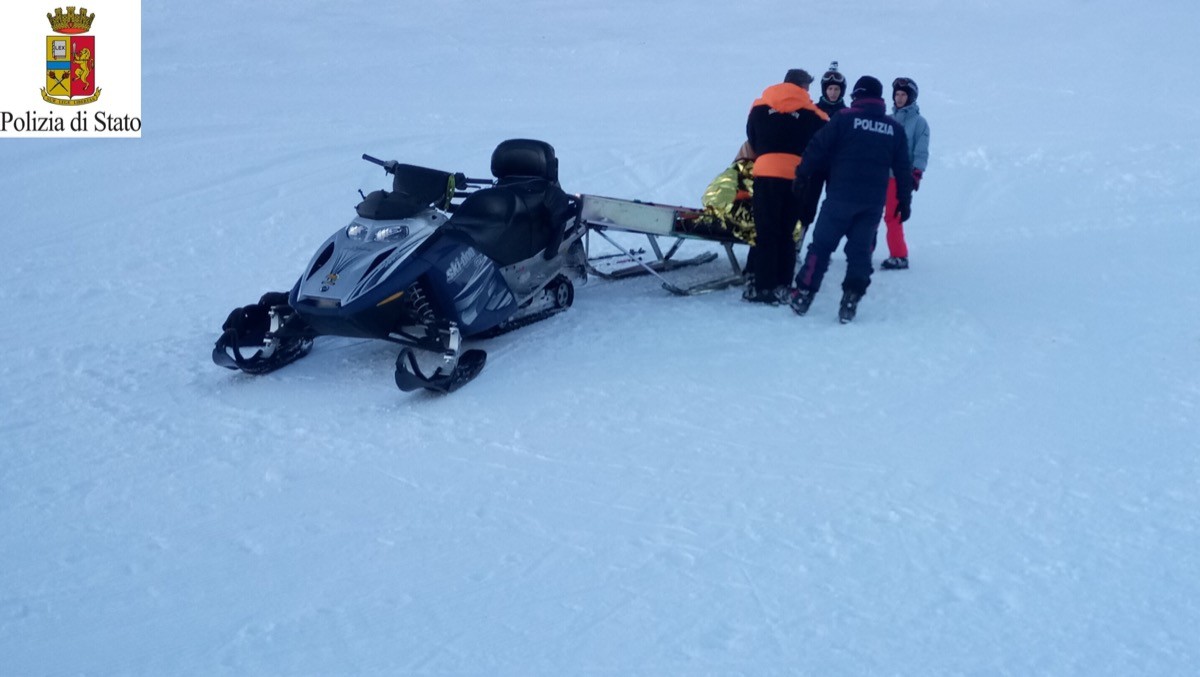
{"left": 746, "top": 83, "right": 829, "bottom": 180}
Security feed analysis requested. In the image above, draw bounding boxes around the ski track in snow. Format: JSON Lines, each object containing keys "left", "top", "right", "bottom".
{"left": 4, "top": 0, "right": 1200, "bottom": 674}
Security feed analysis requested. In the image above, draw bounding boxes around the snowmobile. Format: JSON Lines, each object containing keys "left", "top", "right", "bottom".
{"left": 212, "top": 139, "right": 587, "bottom": 393}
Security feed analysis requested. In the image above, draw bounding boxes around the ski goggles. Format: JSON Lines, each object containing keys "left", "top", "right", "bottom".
{"left": 822, "top": 71, "right": 846, "bottom": 85}
{"left": 892, "top": 77, "right": 914, "bottom": 90}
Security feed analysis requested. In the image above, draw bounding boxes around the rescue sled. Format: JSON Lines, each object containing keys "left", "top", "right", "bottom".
{"left": 579, "top": 194, "right": 746, "bottom": 296}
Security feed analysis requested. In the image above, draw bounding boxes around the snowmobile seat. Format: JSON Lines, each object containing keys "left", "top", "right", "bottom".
{"left": 445, "top": 139, "right": 570, "bottom": 266}
{"left": 446, "top": 185, "right": 550, "bottom": 266}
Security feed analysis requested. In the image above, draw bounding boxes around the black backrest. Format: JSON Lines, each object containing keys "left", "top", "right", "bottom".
{"left": 491, "top": 139, "right": 558, "bottom": 182}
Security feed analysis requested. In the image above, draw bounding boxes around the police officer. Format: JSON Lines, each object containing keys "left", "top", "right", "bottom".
{"left": 788, "top": 75, "right": 913, "bottom": 323}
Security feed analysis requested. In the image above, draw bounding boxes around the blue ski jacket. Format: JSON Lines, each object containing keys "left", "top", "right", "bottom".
{"left": 892, "top": 102, "right": 930, "bottom": 172}
{"left": 796, "top": 97, "right": 913, "bottom": 208}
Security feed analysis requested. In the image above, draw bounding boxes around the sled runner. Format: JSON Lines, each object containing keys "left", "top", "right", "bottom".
{"left": 579, "top": 194, "right": 745, "bottom": 296}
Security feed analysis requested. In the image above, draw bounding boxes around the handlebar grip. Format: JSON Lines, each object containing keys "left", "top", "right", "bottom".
{"left": 362, "top": 154, "right": 399, "bottom": 174}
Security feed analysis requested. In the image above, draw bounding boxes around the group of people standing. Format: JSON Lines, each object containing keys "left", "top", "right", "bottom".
{"left": 741, "top": 62, "right": 931, "bottom": 323}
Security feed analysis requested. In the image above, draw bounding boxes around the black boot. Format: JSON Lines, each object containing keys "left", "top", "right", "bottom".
{"left": 744, "top": 286, "right": 782, "bottom": 305}
{"left": 838, "top": 290, "right": 862, "bottom": 324}
{"left": 788, "top": 287, "right": 815, "bottom": 316}
{"left": 741, "top": 273, "right": 756, "bottom": 301}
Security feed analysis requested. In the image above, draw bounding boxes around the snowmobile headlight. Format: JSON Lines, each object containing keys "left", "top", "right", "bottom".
{"left": 373, "top": 225, "right": 410, "bottom": 242}
{"left": 345, "top": 222, "right": 369, "bottom": 240}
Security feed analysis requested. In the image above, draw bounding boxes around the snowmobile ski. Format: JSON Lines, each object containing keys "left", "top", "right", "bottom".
{"left": 212, "top": 295, "right": 316, "bottom": 375}
{"left": 394, "top": 347, "right": 487, "bottom": 394}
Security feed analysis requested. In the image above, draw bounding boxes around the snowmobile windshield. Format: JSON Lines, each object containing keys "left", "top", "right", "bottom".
{"left": 390, "top": 164, "right": 454, "bottom": 212}
{"left": 356, "top": 164, "right": 454, "bottom": 220}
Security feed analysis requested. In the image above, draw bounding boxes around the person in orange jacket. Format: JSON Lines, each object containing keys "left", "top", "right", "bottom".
{"left": 743, "top": 69, "right": 829, "bottom": 304}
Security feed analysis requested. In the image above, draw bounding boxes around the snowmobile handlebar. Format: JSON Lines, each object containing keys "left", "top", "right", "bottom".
{"left": 456, "top": 175, "right": 493, "bottom": 186}
{"left": 361, "top": 154, "right": 490, "bottom": 187}
{"left": 361, "top": 153, "right": 397, "bottom": 172}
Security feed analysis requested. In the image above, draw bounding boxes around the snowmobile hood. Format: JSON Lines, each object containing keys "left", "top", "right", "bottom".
{"left": 752, "top": 83, "right": 829, "bottom": 120}
{"left": 295, "top": 210, "right": 445, "bottom": 308}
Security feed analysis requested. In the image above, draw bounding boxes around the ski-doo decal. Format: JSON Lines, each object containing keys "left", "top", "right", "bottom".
{"left": 447, "top": 249, "right": 487, "bottom": 283}
{"left": 447, "top": 248, "right": 505, "bottom": 326}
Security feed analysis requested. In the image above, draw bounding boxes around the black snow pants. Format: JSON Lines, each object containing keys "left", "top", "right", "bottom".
{"left": 748, "top": 177, "right": 802, "bottom": 292}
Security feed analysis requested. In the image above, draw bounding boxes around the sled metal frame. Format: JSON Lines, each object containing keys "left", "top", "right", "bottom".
{"left": 579, "top": 194, "right": 744, "bottom": 296}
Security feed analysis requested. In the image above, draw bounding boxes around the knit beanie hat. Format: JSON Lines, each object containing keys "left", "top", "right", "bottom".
{"left": 851, "top": 75, "right": 883, "bottom": 100}
{"left": 784, "top": 69, "right": 813, "bottom": 88}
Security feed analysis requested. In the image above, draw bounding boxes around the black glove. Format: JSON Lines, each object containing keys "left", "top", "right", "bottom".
{"left": 894, "top": 200, "right": 911, "bottom": 223}
{"left": 799, "top": 201, "right": 818, "bottom": 229}
{"left": 792, "top": 175, "right": 809, "bottom": 197}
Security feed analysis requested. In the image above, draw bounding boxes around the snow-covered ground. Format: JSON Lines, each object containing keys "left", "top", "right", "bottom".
{"left": 4, "top": 0, "right": 1199, "bottom": 674}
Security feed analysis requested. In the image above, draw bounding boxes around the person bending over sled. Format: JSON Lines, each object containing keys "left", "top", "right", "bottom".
{"left": 743, "top": 68, "right": 828, "bottom": 304}
{"left": 788, "top": 75, "right": 913, "bottom": 323}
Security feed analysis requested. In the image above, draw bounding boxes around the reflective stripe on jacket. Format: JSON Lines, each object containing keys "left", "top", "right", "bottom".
{"left": 746, "top": 83, "right": 828, "bottom": 180}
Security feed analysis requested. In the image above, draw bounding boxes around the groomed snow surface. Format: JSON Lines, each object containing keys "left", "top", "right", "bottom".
{"left": 3, "top": 1, "right": 1199, "bottom": 674}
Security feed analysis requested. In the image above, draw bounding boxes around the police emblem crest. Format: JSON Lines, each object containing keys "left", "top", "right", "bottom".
{"left": 42, "top": 6, "right": 101, "bottom": 106}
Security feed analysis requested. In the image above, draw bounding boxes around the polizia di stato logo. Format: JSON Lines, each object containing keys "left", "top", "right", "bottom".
{"left": 42, "top": 6, "right": 100, "bottom": 106}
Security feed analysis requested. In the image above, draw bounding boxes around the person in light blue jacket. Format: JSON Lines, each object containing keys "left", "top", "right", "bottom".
{"left": 880, "top": 76, "right": 930, "bottom": 270}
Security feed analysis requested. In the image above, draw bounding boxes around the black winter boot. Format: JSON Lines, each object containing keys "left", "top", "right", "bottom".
{"left": 741, "top": 273, "right": 756, "bottom": 301}
{"left": 881, "top": 256, "right": 909, "bottom": 270}
{"left": 838, "top": 290, "right": 863, "bottom": 324}
{"left": 789, "top": 287, "right": 815, "bottom": 316}
{"left": 744, "top": 287, "right": 782, "bottom": 305}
